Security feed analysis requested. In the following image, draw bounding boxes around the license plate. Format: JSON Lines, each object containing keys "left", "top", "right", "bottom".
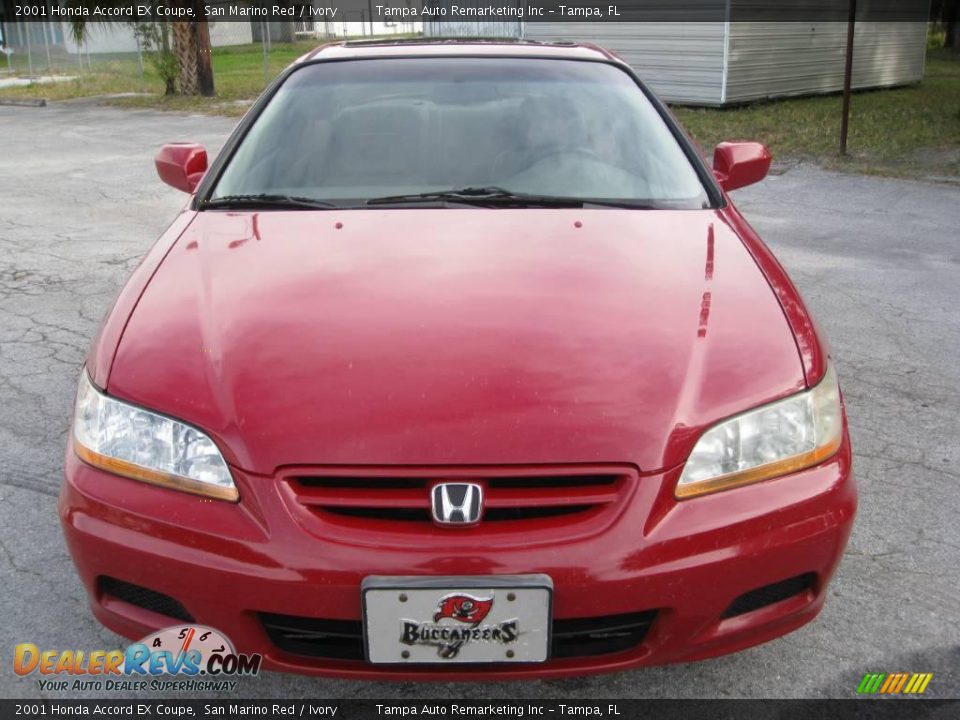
{"left": 362, "top": 575, "right": 552, "bottom": 664}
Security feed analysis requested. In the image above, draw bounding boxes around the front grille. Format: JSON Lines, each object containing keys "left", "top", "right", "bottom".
{"left": 99, "top": 577, "right": 194, "bottom": 622}
{"left": 284, "top": 470, "right": 629, "bottom": 526}
{"left": 722, "top": 573, "right": 816, "bottom": 618}
{"left": 260, "top": 610, "right": 657, "bottom": 662}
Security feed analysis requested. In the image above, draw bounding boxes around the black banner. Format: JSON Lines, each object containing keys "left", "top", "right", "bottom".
{"left": 2, "top": 0, "right": 933, "bottom": 24}
{"left": 1, "top": 700, "right": 959, "bottom": 720}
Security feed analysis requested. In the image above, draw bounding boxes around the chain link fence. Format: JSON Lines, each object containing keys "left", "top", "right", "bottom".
{"left": 0, "top": 18, "right": 420, "bottom": 99}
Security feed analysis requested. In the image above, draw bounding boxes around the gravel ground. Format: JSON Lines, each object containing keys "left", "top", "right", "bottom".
{"left": 0, "top": 103, "right": 957, "bottom": 700}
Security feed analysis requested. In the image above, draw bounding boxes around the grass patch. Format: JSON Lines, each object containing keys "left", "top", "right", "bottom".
{"left": 2, "top": 43, "right": 957, "bottom": 178}
{"left": 672, "top": 49, "right": 960, "bottom": 179}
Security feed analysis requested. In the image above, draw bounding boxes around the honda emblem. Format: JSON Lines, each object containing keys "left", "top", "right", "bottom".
{"left": 431, "top": 483, "right": 483, "bottom": 525}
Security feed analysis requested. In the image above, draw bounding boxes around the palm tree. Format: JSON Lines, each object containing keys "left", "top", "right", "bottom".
{"left": 169, "top": 10, "right": 215, "bottom": 96}
{"left": 70, "top": 8, "right": 214, "bottom": 97}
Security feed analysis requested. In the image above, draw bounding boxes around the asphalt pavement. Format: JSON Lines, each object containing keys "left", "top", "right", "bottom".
{"left": 0, "top": 103, "right": 957, "bottom": 699}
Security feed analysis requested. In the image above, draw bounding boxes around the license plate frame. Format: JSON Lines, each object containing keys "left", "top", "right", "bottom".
{"left": 362, "top": 575, "right": 553, "bottom": 664}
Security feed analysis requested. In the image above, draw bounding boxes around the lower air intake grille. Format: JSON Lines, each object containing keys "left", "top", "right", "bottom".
{"left": 260, "top": 610, "right": 657, "bottom": 662}
{"left": 551, "top": 610, "right": 658, "bottom": 658}
{"left": 99, "top": 577, "right": 194, "bottom": 623}
{"left": 260, "top": 614, "right": 364, "bottom": 661}
{"left": 722, "top": 573, "right": 816, "bottom": 618}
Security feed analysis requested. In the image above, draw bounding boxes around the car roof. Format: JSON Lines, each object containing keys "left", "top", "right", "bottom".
{"left": 298, "top": 38, "right": 617, "bottom": 64}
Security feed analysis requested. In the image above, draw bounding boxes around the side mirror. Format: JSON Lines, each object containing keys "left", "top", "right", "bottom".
{"left": 712, "top": 141, "right": 772, "bottom": 192}
{"left": 155, "top": 143, "right": 208, "bottom": 194}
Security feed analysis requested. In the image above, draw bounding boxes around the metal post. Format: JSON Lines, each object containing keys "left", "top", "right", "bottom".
{"left": 25, "top": 22, "right": 34, "bottom": 77}
{"left": 262, "top": 21, "right": 269, "bottom": 85}
{"left": 368, "top": 0, "right": 374, "bottom": 36}
{"left": 41, "top": 20, "right": 53, "bottom": 78}
{"left": 135, "top": 30, "right": 144, "bottom": 83}
{"left": 840, "top": 0, "right": 856, "bottom": 156}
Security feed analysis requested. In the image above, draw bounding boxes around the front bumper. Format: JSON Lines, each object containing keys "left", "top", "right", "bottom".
{"left": 60, "top": 438, "right": 856, "bottom": 680}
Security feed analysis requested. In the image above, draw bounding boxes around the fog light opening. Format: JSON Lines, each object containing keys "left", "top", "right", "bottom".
{"left": 722, "top": 573, "right": 817, "bottom": 618}
{"left": 98, "top": 576, "right": 194, "bottom": 623}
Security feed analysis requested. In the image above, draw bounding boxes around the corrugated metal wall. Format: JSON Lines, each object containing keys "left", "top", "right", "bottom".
{"left": 422, "top": 15, "right": 927, "bottom": 107}
{"left": 423, "top": 20, "right": 523, "bottom": 38}
{"left": 522, "top": 23, "right": 727, "bottom": 105}
{"left": 724, "top": 21, "right": 928, "bottom": 103}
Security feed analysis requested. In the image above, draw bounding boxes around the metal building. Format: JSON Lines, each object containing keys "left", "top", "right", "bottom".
{"left": 424, "top": 18, "right": 928, "bottom": 106}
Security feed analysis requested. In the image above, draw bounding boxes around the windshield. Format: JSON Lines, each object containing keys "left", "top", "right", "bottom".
{"left": 210, "top": 58, "right": 710, "bottom": 208}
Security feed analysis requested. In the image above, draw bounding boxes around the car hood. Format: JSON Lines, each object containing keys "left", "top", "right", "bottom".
{"left": 108, "top": 209, "right": 804, "bottom": 475}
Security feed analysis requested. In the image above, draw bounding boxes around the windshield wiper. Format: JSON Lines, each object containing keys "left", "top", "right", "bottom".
{"left": 201, "top": 194, "right": 340, "bottom": 210}
{"left": 365, "top": 187, "right": 648, "bottom": 209}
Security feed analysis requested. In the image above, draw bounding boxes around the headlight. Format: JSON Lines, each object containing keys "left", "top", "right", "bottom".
{"left": 72, "top": 371, "right": 238, "bottom": 501}
{"left": 676, "top": 365, "right": 843, "bottom": 499}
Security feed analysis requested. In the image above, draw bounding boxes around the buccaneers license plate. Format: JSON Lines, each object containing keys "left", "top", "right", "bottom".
{"left": 362, "top": 575, "right": 553, "bottom": 664}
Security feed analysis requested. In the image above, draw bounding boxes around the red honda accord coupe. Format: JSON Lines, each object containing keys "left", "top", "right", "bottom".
{"left": 61, "top": 40, "right": 856, "bottom": 679}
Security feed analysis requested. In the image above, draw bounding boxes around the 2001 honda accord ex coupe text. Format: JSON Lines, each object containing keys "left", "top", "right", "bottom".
{"left": 61, "top": 40, "right": 856, "bottom": 679}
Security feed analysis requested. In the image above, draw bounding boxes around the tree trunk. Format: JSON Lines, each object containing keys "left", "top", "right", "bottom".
{"left": 171, "top": 21, "right": 198, "bottom": 95}
{"left": 171, "top": 18, "right": 215, "bottom": 97}
{"left": 193, "top": 0, "right": 215, "bottom": 96}
{"left": 946, "top": 0, "right": 959, "bottom": 51}
{"left": 159, "top": 22, "right": 177, "bottom": 96}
